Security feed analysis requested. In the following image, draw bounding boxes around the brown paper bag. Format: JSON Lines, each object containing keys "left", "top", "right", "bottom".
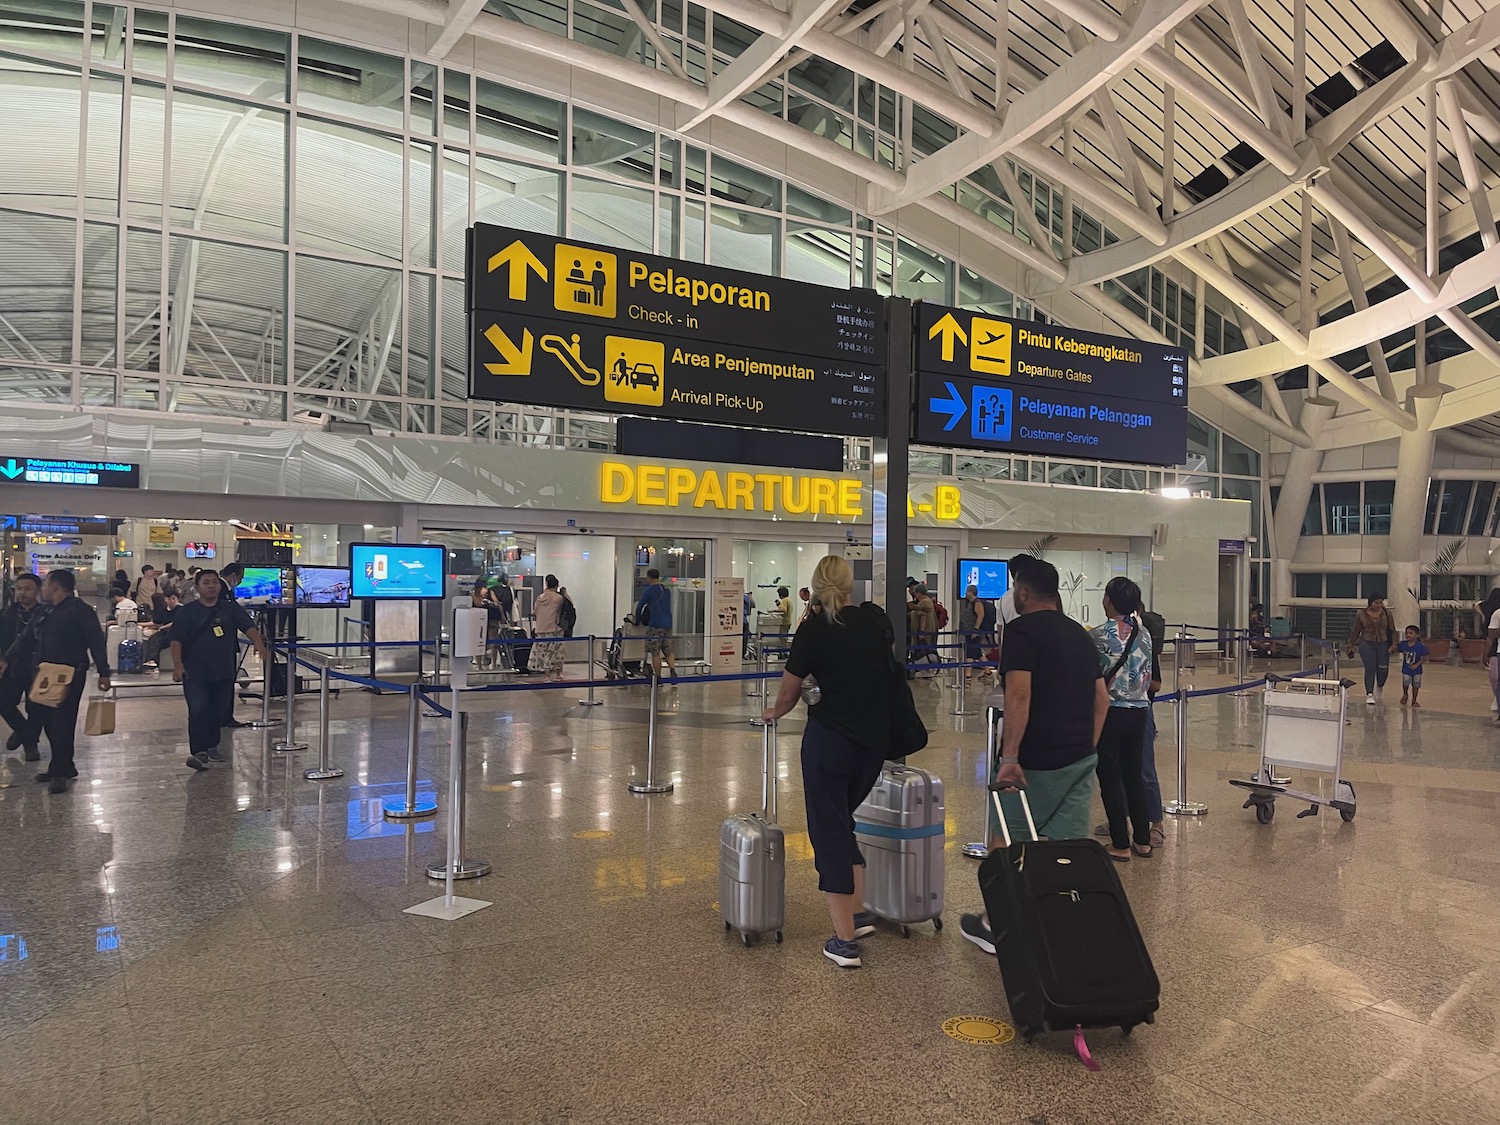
{"left": 85, "top": 696, "right": 116, "bottom": 736}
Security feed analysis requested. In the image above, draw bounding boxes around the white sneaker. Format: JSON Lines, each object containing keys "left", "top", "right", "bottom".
{"left": 1491, "top": 700, "right": 1496, "bottom": 713}
{"left": 1375, "top": 687, "right": 1383, "bottom": 701}
{"left": 1366, "top": 694, "right": 1376, "bottom": 706}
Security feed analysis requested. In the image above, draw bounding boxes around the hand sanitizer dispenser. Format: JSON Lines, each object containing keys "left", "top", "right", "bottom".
{"left": 453, "top": 606, "right": 488, "bottom": 660}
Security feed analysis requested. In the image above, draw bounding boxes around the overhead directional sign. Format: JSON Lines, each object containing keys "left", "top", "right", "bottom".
{"left": 0, "top": 456, "right": 141, "bottom": 489}
{"left": 466, "top": 224, "right": 885, "bottom": 437}
{"left": 913, "top": 303, "right": 1188, "bottom": 466}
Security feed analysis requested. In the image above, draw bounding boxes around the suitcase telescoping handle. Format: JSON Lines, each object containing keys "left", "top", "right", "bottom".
{"left": 988, "top": 782, "right": 1039, "bottom": 848}
{"left": 762, "top": 719, "right": 777, "bottom": 824}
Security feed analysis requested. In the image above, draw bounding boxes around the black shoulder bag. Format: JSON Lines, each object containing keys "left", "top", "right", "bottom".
{"left": 863, "top": 601, "right": 929, "bottom": 758}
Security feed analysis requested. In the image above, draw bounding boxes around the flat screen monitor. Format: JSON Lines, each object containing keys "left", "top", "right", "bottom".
{"left": 183, "top": 541, "right": 216, "bottom": 559}
{"left": 235, "top": 566, "right": 291, "bottom": 606}
{"left": 349, "top": 543, "right": 445, "bottom": 600}
{"left": 956, "top": 558, "right": 1009, "bottom": 602}
{"left": 294, "top": 565, "right": 352, "bottom": 608}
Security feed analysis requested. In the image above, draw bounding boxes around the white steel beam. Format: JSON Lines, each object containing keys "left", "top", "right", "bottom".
{"left": 867, "top": 0, "right": 1209, "bottom": 211}
{"left": 1329, "top": 218, "right": 1397, "bottom": 401}
{"left": 428, "top": 0, "right": 491, "bottom": 58}
{"left": 678, "top": 0, "right": 847, "bottom": 131}
{"left": 1437, "top": 79, "right": 1499, "bottom": 250}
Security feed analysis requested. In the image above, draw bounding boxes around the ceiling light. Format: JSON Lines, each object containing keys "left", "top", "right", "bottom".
{"left": 1160, "top": 487, "right": 1191, "bottom": 499}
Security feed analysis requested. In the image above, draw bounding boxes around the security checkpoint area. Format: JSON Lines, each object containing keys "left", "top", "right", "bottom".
{"left": 6, "top": 0, "right": 1500, "bottom": 1121}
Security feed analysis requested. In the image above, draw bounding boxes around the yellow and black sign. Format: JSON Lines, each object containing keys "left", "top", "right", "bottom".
{"left": 940, "top": 1016, "right": 1016, "bottom": 1045}
{"left": 466, "top": 224, "right": 885, "bottom": 437}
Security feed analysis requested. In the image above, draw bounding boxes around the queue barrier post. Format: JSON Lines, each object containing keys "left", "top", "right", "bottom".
{"left": 273, "top": 642, "right": 309, "bottom": 753}
{"left": 1235, "top": 630, "right": 1248, "bottom": 689}
{"left": 578, "top": 635, "right": 601, "bottom": 707}
{"left": 1165, "top": 628, "right": 1208, "bottom": 817}
{"left": 425, "top": 667, "right": 491, "bottom": 881}
{"left": 963, "top": 702, "right": 1002, "bottom": 858}
{"left": 950, "top": 635, "right": 978, "bottom": 716}
{"left": 246, "top": 649, "right": 279, "bottom": 729}
{"left": 303, "top": 662, "right": 345, "bottom": 781}
{"left": 628, "top": 669, "right": 673, "bottom": 794}
{"left": 382, "top": 684, "right": 438, "bottom": 819}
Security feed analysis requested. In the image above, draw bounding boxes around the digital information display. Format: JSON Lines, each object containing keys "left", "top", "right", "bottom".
{"left": 1, "top": 456, "right": 141, "bottom": 488}
{"left": 350, "top": 544, "right": 445, "bottom": 600}
{"left": 957, "top": 558, "right": 1009, "bottom": 601}
{"left": 912, "top": 305, "right": 1188, "bottom": 466}
{"left": 466, "top": 224, "right": 885, "bottom": 437}
{"left": 294, "top": 565, "right": 352, "bottom": 608}
{"left": 235, "top": 567, "right": 290, "bottom": 606}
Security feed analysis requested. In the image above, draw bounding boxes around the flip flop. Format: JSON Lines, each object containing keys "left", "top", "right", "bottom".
{"left": 1107, "top": 851, "right": 1130, "bottom": 863}
{"left": 1131, "top": 844, "right": 1154, "bottom": 858}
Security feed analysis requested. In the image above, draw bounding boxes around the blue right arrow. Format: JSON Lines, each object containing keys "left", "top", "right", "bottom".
{"left": 929, "top": 381, "right": 966, "bottom": 431}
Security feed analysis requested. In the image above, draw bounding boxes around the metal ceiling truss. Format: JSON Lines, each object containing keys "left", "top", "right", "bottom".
{"left": 373, "top": 0, "right": 1500, "bottom": 446}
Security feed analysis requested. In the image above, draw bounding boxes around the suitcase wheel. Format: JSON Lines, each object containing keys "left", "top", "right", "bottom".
{"left": 1340, "top": 806, "right": 1356, "bottom": 822}
{"left": 1256, "top": 801, "right": 1275, "bottom": 824}
{"left": 775, "top": 931, "right": 783, "bottom": 943}
{"left": 933, "top": 916, "right": 943, "bottom": 931}
{"left": 1120, "top": 1024, "right": 1135, "bottom": 1037}
{"left": 724, "top": 920, "right": 731, "bottom": 932}
{"left": 742, "top": 932, "right": 754, "bottom": 947}
{"left": 900, "top": 925, "right": 910, "bottom": 939}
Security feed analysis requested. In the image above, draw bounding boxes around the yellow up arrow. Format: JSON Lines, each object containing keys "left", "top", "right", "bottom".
{"left": 928, "top": 311, "right": 968, "bottom": 364}
{"left": 487, "top": 239, "right": 548, "bottom": 301}
{"left": 483, "top": 324, "right": 533, "bottom": 376}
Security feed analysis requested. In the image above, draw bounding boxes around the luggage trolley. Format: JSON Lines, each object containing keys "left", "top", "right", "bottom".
{"left": 1231, "top": 674, "right": 1358, "bottom": 824}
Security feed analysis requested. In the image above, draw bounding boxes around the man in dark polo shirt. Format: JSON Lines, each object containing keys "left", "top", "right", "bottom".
{"left": 960, "top": 559, "right": 1108, "bottom": 956}
{"left": 172, "top": 569, "right": 270, "bottom": 771}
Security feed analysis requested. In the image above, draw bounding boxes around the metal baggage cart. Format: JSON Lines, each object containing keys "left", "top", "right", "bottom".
{"left": 1230, "top": 674, "right": 1357, "bottom": 824}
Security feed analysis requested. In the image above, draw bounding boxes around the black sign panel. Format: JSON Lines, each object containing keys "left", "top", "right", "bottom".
{"left": 0, "top": 456, "right": 141, "bottom": 489}
{"left": 466, "top": 224, "right": 885, "bottom": 437}
{"left": 912, "top": 304, "right": 1187, "bottom": 466}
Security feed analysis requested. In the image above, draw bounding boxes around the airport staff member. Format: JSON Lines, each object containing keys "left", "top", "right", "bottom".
{"left": 635, "top": 568, "right": 678, "bottom": 682}
{"left": 173, "top": 569, "right": 270, "bottom": 771}
{"left": 0, "top": 569, "right": 112, "bottom": 794}
{"left": 960, "top": 560, "right": 1108, "bottom": 957}
{"left": 0, "top": 572, "right": 44, "bottom": 761}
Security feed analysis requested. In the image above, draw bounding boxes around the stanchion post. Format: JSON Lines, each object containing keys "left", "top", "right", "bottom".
{"left": 1165, "top": 628, "right": 1208, "bottom": 816}
{"left": 950, "top": 636, "right": 978, "bottom": 716}
{"left": 273, "top": 645, "right": 308, "bottom": 752}
{"left": 426, "top": 654, "right": 491, "bottom": 880}
{"left": 383, "top": 684, "right": 438, "bottom": 819}
{"left": 963, "top": 703, "right": 1002, "bottom": 858}
{"left": 304, "top": 662, "right": 344, "bottom": 780}
{"left": 628, "top": 669, "right": 673, "bottom": 794}
{"left": 578, "top": 635, "right": 602, "bottom": 706}
{"left": 246, "top": 647, "right": 279, "bottom": 729}
{"left": 1236, "top": 630, "right": 1248, "bottom": 687}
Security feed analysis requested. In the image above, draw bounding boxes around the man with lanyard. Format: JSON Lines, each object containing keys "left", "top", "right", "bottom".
{"left": 173, "top": 569, "right": 270, "bottom": 771}
{"left": 214, "top": 562, "right": 251, "bottom": 727}
{"left": 635, "top": 568, "right": 678, "bottom": 682}
{"left": 0, "top": 569, "right": 112, "bottom": 793}
{"left": 0, "top": 572, "right": 44, "bottom": 760}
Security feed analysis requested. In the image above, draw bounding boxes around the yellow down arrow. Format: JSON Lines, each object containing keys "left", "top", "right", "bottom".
{"left": 487, "top": 239, "right": 548, "bottom": 301}
{"left": 928, "top": 311, "right": 968, "bottom": 364}
{"left": 483, "top": 323, "right": 533, "bottom": 376}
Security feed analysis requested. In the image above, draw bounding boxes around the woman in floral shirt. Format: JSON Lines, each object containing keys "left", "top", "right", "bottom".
{"left": 1090, "top": 576, "right": 1154, "bottom": 860}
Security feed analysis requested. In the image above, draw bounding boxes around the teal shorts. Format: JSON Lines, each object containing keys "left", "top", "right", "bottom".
{"left": 988, "top": 753, "right": 1099, "bottom": 845}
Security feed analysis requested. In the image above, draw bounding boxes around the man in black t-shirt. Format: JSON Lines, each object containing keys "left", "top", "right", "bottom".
{"left": 172, "top": 569, "right": 270, "bottom": 771}
{"left": 961, "top": 560, "right": 1108, "bottom": 956}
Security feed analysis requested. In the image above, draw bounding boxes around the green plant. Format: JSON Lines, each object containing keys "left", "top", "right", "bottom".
{"left": 1407, "top": 538, "right": 1483, "bottom": 639}
{"left": 1027, "top": 534, "right": 1058, "bottom": 559}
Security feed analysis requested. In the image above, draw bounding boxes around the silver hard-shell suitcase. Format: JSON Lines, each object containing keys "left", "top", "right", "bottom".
{"left": 855, "top": 762, "right": 945, "bottom": 936}
{"left": 719, "top": 721, "right": 785, "bottom": 946}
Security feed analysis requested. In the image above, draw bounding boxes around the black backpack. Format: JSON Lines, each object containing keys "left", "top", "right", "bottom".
{"left": 559, "top": 597, "right": 577, "bottom": 631}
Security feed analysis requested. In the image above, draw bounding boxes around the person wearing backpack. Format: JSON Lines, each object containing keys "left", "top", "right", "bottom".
{"left": 635, "top": 568, "right": 677, "bottom": 682}
{"left": 558, "top": 586, "right": 578, "bottom": 638}
{"left": 530, "top": 575, "right": 567, "bottom": 681}
{"left": 959, "top": 585, "right": 987, "bottom": 682}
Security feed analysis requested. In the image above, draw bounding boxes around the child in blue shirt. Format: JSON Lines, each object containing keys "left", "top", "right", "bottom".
{"left": 1398, "top": 626, "right": 1428, "bottom": 707}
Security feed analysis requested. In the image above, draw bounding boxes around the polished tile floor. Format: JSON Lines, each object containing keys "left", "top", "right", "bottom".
{"left": 3, "top": 655, "right": 1499, "bottom": 1124}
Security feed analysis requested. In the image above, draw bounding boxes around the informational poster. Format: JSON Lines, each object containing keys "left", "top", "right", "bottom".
{"left": 912, "top": 303, "right": 1188, "bottom": 466}
{"left": 710, "top": 577, "right": 744, "bottom": 671}
{"left": 467, "top": 224, "right": 885, "bottom": 437}
{"left": 148, "top": 526, "right": 175, "bottom": 547}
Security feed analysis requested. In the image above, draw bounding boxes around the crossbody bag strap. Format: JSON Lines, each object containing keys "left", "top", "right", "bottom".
{"left": 1104, "top": 619, "right": 1140, "bottom": 685}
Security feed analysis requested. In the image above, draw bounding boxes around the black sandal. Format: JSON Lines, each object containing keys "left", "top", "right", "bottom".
{"left": 1131, "top": 843, "right": 1154, "bottom": 858}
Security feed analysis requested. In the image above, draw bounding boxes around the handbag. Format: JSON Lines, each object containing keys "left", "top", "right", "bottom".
{"left": 85, "top": 695, "right": 116, "bottom": 736}
{"left": 863, "top": 602, "right": 928, "bottom": 757}
{"left": 30, "top": 662, "right": 76, "bottom": 707}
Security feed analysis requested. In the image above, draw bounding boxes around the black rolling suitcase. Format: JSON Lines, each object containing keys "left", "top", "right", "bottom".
{"left": 977, "top": 787, "right": 1159, "bottom": 1042}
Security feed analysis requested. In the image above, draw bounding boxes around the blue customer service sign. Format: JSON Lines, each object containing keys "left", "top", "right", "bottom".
{"left": 911, "top": 304, "right": 1188, "bottom": 467}
{"left": 1, "top": 456, "right": 141, "bottom": 488}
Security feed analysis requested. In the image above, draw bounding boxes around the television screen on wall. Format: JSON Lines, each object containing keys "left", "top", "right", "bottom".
{"left": 956, "top": 558, "right": 1009, "bottom": 601}
{"left": 349, "top": 543, "right": 445, "bottom": 600}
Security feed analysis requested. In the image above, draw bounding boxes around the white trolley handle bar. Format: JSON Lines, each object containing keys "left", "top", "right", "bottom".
{"left": 988, "top": 783, "right": 1039, "bottom": 849}
{"left": 1266, "top": 673, "right": 1356, "bottom": 690}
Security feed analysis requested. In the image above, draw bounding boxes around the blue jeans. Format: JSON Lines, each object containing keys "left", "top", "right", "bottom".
{"left": 1358, "top": 640, "right": 1390, "bottom": 694}
{"left": 1143, "top": 705, "right": 1163, "bottom": 822}
{"left": 183, "top": 677, "right": 234, "bottom": 756}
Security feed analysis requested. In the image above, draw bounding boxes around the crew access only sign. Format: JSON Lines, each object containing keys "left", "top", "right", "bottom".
{"left": 912, "top": 304, "right": 1188, "bottom": 465}
{"left": 466, "top": 224, "right": 885, "bottom": 437}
